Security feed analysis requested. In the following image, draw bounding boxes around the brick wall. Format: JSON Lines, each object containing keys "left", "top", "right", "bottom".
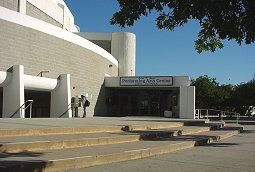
{"left": 0, "top": 19, "right": 118, "bottom": 117}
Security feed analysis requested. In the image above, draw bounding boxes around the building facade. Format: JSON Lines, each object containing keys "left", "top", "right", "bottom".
{"left": 0, "top": 0, "right": 195, "bottom": 119}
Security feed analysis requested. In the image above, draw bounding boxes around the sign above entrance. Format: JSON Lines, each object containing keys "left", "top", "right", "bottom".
{"left": 120, "top": 76, "right": 173, "bottom": 86}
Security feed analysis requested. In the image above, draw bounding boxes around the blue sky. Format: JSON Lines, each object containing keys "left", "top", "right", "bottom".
{"left": 64, "top": 0, "right": 255, "bottom": 85}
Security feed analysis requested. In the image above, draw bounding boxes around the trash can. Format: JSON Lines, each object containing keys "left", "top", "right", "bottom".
{"left": 71, "top": 96, "right": 80, "bottom": 117}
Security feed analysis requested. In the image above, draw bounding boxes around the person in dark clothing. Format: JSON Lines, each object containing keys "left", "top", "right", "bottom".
{"left": 81, "top": 95, "right": 87, "bottom": 118}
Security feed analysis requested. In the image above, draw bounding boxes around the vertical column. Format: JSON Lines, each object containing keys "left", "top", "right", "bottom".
{"left": 175, "top": 93, "right": 180, "bottom": 117}
{"left": 18, "top": 0, "right": 26, "bottom": 14}
{"left": 3, "top": 65, "right": 25, "bottom": 118}
{"left": 179, "top": 86, "right": 195, "bottom": 119}
{"left": 111, "top": 32, "right": 136, "bottom": 76}
{"left": 51, "top": 74, "right": 71, "bottom": 118}
{"left": 57, "top": 2, "right": 65, "bottom": 29}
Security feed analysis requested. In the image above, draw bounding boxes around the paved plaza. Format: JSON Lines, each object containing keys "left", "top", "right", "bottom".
{"left": 0, "top": 116, "right": 208, "bottom": 129}
{"left": 0, "top": 117, "right": 254, "bottom": 172}
{"left": 71, "top": 119, "right": 255, "bottom": 172}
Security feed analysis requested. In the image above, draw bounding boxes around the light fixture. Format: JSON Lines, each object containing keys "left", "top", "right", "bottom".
{"left": 37, "top": 71, "right": 49, "bottom": 77}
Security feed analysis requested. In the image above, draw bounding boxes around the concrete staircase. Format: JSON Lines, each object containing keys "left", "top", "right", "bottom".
{"left": 0, "top": 120, "right": 242, "bottom": 172}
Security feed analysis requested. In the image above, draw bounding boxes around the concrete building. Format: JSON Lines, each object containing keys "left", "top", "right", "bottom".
{"left": 0, "top": 0, "right": 195, "bottom": 119}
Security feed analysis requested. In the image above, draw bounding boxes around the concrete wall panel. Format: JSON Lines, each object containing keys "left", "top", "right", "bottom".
{"left": 26, "top": 2, "right": 63, "bottom": 28}
{"left": 179, "top": 86, "right": 195, "bottom": 119}
{"left": 0, "top": 0, "right": 18, "bottom": 12}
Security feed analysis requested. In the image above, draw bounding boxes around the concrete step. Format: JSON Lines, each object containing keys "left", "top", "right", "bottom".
{"left": 0, "top": 126, "right": 211, "bottom": 153}
{"left": 0, "top": 126, "right": 242, "bottom": 172}
{"left": 0, "top": 122, "right": 185, "bottom": 137}
{"left": 0, "top": 119, "right": 217, "bottom": 137}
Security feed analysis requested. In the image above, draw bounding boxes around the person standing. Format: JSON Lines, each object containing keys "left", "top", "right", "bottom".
{"left": 81, "top": 95, "right": 87, "bottom": 118}
{"left": 81, "top": 95, "right": 90, "bottom": 118}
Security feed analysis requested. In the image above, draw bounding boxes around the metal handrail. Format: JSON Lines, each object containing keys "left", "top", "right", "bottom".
{"left": 195, "top": 108, "right": 240, "bottom": 124}
{"left": 10, "top": 100, "right": 33, "bottom": 118}
{"left": 58, "top": 102, "right": 73, "bottom": 118}
{"left": 58, "top": 102, "right": 81, "bottom": 118}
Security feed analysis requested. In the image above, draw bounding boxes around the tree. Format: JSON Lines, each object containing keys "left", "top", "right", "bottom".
{"left": 191, "top": 75, "right": 255, "bottom": 114}
{"left": 111, "top": 0, "right": 255, "bottom": 53}
{"left": 228, "top": 77, "right": 255, "bottom": 114}
{"left": 232, "top": 78, "right": 255, "bottom": 106}
{"left": 191, "top": 75, "right": 235, "bottom": 109}
{"left": 191, "top": 75, "right": 220, "bottom": 108}
{"left": 217, "top": 84, "right": 235, "bottom": 110}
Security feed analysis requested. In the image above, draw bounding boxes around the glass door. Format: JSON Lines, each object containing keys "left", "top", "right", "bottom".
{"left": 150, "top": 95, "right": 160, "bottom": 116}
{"left": 139, "top": 96, "right": 149, "bottom": 115}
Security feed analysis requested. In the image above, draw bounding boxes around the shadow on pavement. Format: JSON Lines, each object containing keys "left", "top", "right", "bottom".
{"left": 0, "top": 150, "right": 44, "bottom": 158}
{"left": 237, "top": 121, "right": 255, "bottom": 125}
{"left": 240, "top": 130, "right": 255, "bottom": 134}
{"left": 0, "top": 160, "right": 52, "bottom": 172}
{"left": 201, "top": 142, "right": 239, "bottom": 147}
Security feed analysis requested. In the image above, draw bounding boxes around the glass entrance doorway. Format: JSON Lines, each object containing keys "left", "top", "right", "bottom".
{"left": 24, "top": 90, "right": 50, "bottom": 118}
{"left": 106, "top": 88, "right": 179, "bottom": 117}
{"left": 138, "top": 94, "right": 160, "bottom": 115}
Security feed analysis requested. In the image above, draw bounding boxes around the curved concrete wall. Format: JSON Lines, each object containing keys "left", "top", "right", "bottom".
{"left": 26, "top": 1, "right": 63, "bottom": 28}
{"left": 77, "top": 32, "right": 136, "bottom": 77}
{"left": 111, "top": 32, "right": 136, "bottom": 76}
{"left": 27, "top": 0, "right": 78, "bottom": 32}
{"left": 0, "top": 0, "right": 78, "bottom": 32}
{"left": 0, "top": 7, "right": 119, "bottom": 117}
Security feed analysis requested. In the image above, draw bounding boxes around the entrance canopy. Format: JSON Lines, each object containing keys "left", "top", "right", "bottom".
{"left": 0, "top": 65, "right": 71, "bottom": 118}
{"left": 104, "top": 76, "right": 195, "bottom": 119}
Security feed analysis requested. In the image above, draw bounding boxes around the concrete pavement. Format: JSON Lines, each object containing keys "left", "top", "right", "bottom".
{"left": 69, "top": 120, "right": 255, "bottom": 172}
{"left": 0, "top": 117, "right": 208, "bottom": 129}
{"left": 0, "top": 117, "right": 245, "bottom": 171}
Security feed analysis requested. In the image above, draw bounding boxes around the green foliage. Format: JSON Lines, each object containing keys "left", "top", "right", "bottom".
{"left": 191, "top": 75, "right": 255, "bottom": 114}
{"left": 191, "top": 75, "right": 221, "bottom": 108}
{"left": 111, "top": 0, "right": 255, "bottom": 53}
{"left": 232, "top": 79, "right": 255, "bottom": 106}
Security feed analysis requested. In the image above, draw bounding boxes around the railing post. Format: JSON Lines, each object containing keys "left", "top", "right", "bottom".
{"left": 195, "top": 109, "right": 200, "bottom": 119}
{"left": 195, "top": 109, "right": 240, "bottom": 121}
{"left": 29, "top": 103, "right": 32, "bottom": 118}
{"left": 236, "top": 112, "right": 239, "bottom": 124}
{"left": 20, "top": 106, "right": 24, "bottom": 118}
{"left": 221, "top": 111, "right": 224, "bottom": 121}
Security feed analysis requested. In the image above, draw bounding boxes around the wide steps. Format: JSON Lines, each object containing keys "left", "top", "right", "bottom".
{"left": 0, "top": 122, "right": 185, "bottom": 137}
{"left": 0, "top": 121, "right": 242, "bottom": 172}
{"left": 0, "top": 127, "right": 241, "bottom": 172}
{"left": 0, "top": 126, "right": 210, "bottom": 153}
